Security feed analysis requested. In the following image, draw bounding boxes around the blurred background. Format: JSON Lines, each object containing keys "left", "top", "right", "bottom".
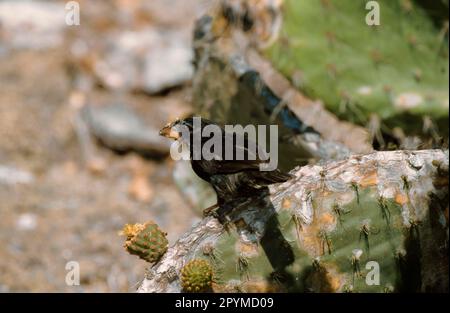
{"left": 0, "top": 0, "right": 213, "bottom": 292}
{"left": 0, "top": 0, "right": 448, "bottom": 292}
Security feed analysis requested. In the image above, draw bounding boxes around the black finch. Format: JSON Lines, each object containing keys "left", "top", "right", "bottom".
{"left": 160, "top": 117, "right": 292, "bottom": 221}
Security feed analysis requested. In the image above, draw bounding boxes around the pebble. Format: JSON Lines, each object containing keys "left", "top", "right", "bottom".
{"left": 16, "top": 213, "right": 38, "bottom": 231}
{"left": 0, "top": 165, "right": 34, "bottom": 185}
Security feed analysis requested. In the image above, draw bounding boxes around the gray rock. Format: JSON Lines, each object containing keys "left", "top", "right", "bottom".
{"left": 94, "top": 28, "right": 193, "bottom": 94}
{"left": 0, "top": 165, "right": 34, "bottom": 185}
{"left": 0, "top": 1, "right": 65, "bottom": 51}
{"left": 16, "top": 213, "right": 38, "bottom": 231}
{"left": 81, "top": 103, "right": 170, "bottom": 157}
{"left": 143, "top": 34, "right": 194, "bottom": 93}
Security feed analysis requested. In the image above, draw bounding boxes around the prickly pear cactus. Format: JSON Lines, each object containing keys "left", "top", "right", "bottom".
{"left": 200, "top": 175, "right": 445, "bottom": 292}
{"left": 121, "top": 221, "right": 168, "bottom": 263}
{"left": 181, "top": 259, "right": 214, "bottom": 292}
{"left": 138, "top": 150, "right": 448, "bottom": 293}
{"left": 266, "top": 0, "right": 449, "bottom": 136}
{"left": 206, "top": 187, "right": 416, "bottom": 292}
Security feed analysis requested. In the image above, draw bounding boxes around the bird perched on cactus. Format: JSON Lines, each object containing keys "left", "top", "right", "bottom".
{"left": 159, "top": 117, "right": 292, "bottom": 222}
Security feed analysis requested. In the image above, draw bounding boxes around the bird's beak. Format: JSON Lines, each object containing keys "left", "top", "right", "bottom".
{"left": 159, "top": 125, "right": 180, "bottom": 140}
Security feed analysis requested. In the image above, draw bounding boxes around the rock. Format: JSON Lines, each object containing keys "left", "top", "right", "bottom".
{"left": 0, "top": 1, "right": 65, "bottom": 51}
{"left": 81, "top": 103, "right": 171, "bottom": 157}
{"left": 0, "top": 165, "right": 34, "bottom": 185}
{"left": 93, "top": 28, "right": 194, "bottom": 93}
{"left": 142, "top": 35, "right": 193, "bottom": 93}
{"left": 16, "top": 213, "right": 38, "bottom": 231}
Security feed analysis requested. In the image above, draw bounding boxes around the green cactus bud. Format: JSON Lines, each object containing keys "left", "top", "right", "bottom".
{"left": 181, "top": 259, "right": 213, "bottom": 293}
{"left": 121, "top": 221, "right": 168, "bottom": 263}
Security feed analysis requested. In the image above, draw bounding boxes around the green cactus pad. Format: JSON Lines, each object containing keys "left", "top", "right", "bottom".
{"left": 199, "top": 183, "right": 443, "bottom": 292}
{"left": 181, "top": 259, "right": 213, "bottom": 292}
{"left": 266, "top": 0, "right": 449, "bottom": 135}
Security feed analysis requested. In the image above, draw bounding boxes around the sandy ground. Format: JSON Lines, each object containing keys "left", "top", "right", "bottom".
{"left": 0, "top": 0, "right": 211, "bottom": 292}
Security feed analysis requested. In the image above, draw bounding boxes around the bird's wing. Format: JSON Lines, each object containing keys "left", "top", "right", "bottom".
{"left": 246, "top": 169, "right": 294, "bottom": 185}
{"left": 196, "top": 119, "right": 282, "bottom": 175}
{"left": 213, "top": 130, "right": 270, "bottom": 174}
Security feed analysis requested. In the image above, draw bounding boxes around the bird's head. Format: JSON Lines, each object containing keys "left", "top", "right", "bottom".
{"left": 159, "top": 117, "right": 196, "bottom": 141}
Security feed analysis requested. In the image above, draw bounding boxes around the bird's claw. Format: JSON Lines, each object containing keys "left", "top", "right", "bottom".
{"left": 222, "top": 219, "right": 233, "bottom": 234}
{"left": 202, "top": 204, "right": 233, "bottom": 232}
{"left": 202, "top": 203, "right": 219, "bottom": 218}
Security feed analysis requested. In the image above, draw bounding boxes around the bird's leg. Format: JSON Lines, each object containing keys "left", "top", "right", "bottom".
{"left": 215, "top": 197, "right": 253, "bottom": 222}
{"left": 215, "top": 201, "right": 235, "bottom": 222}
{"left": 202, "top": 202, "right": 233, "bottom": 233}
{"left": 202, "top": 198, "right": 232, "bottom": 220}
{"left": 222, "top": 218, "right": 233, "bottom": 234}
{"left": 202, "top": 203, "right": 219, "bottom": 217}
{"left": 204, "top": 198, "right": 252, "bottom": 231}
